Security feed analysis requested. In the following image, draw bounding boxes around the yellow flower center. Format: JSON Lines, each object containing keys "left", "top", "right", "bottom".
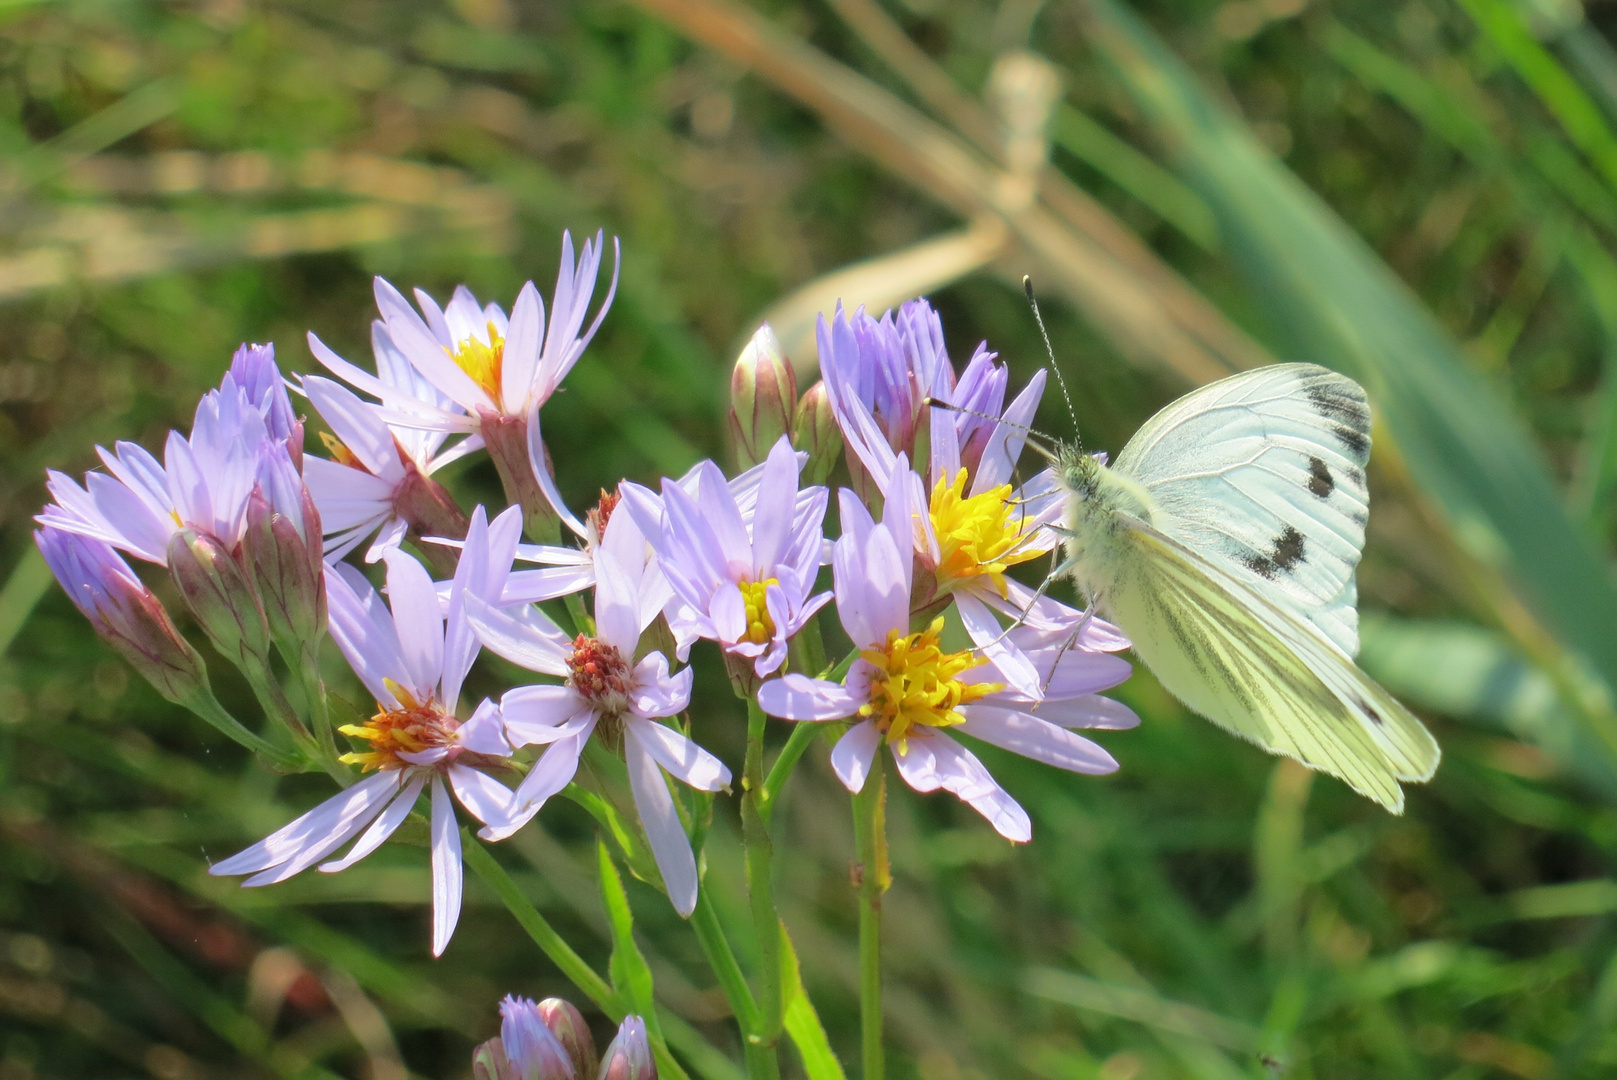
{"left": 448, "top": 320, "right": 506, "bottom": 402}
{"left": 857, "top": 618, "right": 1001, "bottom": 748}
{"left": 738, "top": 578, "right": 779, "bottom": 645}
{"left": 929, "top": 469, "right": 1042, "bottom": 596}
{"left": 339, "top": 679, "right": 456, "bottom": 771}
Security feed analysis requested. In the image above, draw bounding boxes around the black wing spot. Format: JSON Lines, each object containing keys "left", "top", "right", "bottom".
{"left": 1306, "top": 456, "right": 1335, "bottom": 498}
{"left": 1333, "top": 423, "right": 1369, "bottom": 458}
{"left": 1306, "top": 382, "right": 1368, "bottom": 427}
{"left": 1306, "top": 383, "right": 1371, "bottom": 458}
{"left": 1245, "top": 525, "right": 1306, "bottom": 580}
{"left": 1357, "top": 699, "right": 1384, "bottom": 726}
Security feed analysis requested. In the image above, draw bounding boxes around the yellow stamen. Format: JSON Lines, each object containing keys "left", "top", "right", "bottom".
{"left": 737, "top": 578, "right": 779, "bottom": 645}
{"left": 338, "top": 678, "right": 454, "bottom": 771}
{"left": 319, "top": 431, "right": 365, "bottom": 470}
{"left": 857, "top": 618, "right": 1002, "bottom": 748}
{"left": 929, "top": 469, "right": 1043, "bottom": 597}
{"left": 447, "top": 320, "right": 506, "bottom": 402}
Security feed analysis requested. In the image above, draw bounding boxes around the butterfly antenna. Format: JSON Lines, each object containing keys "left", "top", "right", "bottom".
{"left": 922, "top": 395, "right": 1060, "bottom": 461}
{"left": 1024, "top": 276, "right": 1082, "bottom": 453}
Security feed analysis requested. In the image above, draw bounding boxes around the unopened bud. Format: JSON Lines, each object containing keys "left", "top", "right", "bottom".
{"left": 167, "top": 528, "right": 273, "bottom": 675}
{"left": 245, "top": 447, "right": 326, "bottom": 654}
{"left": 473, "top": 1037, "right": 517, "bottom": 1080}
{"left": 791, "top": 380, "right": 842, "bottom": 486}
{"left": 36, "top": 528, "right": 211, "bottom": 707}
{"left": 229, "top": 342, "right": 298, "bottom": 444}
{"left": 537, "top": 998, "right": 598, "bottom": 1079}
{"left": 729, "top": 324, "right": 797, "bottom": 470}
{"left": 597, "top": 1016, "right": 655, "bottom": 1080}
{"left": 498, "top": 995, "right": 578, "bottom": 1080}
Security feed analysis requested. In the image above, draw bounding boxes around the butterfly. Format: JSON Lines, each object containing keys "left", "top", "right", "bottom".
{"left": 1051, "top": 362, "right": 1439, "bottom": 812}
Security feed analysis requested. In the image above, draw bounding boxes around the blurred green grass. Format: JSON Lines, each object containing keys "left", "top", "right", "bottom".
{"left": 6, "top": 0, "right": 1617, "bottom": 1077}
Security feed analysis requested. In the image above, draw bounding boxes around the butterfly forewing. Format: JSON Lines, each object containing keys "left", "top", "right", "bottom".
{"left": 1108, "top": 522, "right": 1439, "bottom": 813}
{"left": 1113, "top": 363, "right": 1371, "bottom": 656}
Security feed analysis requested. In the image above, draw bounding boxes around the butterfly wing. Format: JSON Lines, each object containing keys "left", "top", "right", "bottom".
{"left": 1113, "top": 363, "right": 1371, "bottom": 656}
{"left": 1104, "top": 519, "right": 1439, "bottom": 812}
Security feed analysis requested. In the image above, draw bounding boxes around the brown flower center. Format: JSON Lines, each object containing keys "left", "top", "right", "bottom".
{"left": 567, "top": 635, "right": 633, "bottom": 717}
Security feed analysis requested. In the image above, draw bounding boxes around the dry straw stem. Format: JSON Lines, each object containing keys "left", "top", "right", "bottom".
{"left": 630, "top": 0, "right": 1267, "bottom": 387}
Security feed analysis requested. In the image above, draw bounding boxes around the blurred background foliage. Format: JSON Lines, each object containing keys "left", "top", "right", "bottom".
{"left": 6, "top": 0, "right": 1617, "bottom": 1076}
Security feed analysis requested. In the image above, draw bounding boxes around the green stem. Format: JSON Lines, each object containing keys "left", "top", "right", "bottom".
{"left": 463, "top": 832, "right": 619, "bottom": 1009}
{"left": 744, "top": 1042, "right": 782, "bottom": 1080}
{"left": 757, "top": 721, "right": 826, "bottom": 826}
{"left": 183, "top": 687, "right": 301, "bottom": 770}
{"left": 742, "top": 698, "right": 784, "bottom": 1050}
{"left": 756, "top": 645, "right": 860, "bottom": 823}
{"left": 462, "top": 832, "right": 696, "bottom": 1080}
{"left": 294, "top": 647, "right": 346, "bottom": 784}
{"left": 852, "top": 763, "right": 887, "bottom": 1080}
{"left": 690, "top": 888, "right": 762, "bottom": 1034}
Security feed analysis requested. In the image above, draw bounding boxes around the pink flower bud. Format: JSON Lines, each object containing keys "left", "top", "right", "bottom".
{"left": 729, "top": 324, "right": 798, "bottom": 470}
{"left": 472, "top": 1037, "right": 518, "bottom": 1080}
{"left": 245, "top": 447, "right": 326, "bottom": 653}
{"left": 166, "top": 528, "right": 272, "bottom": 675}
{"left": 498, "top": 995, "right": 578, "bottom": 1080}
{"left": 36, "top": 528, "right": 210, "bottom": 707}
{"left": 597, "top": 1016, "right": 655, "bottom": 1080}
{"left": 537, "top": 998, "right": 598, "bottom": 1079}
{"left": 791, "top": 380, "right": 842, "bottom": 486}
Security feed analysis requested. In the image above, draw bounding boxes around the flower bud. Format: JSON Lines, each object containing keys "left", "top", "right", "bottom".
{"left": 244, "top": 447, "right": 326, "bottom": 654}
{"left": 473, "top": 1037, "right": 517, "bottom": 1080}
{"left": 167, "top": 528, "right": 273, "bottom": 675}
{"left": 229, "top": 342, "right": 298, "bottom": 445}
{"left": 791, "top": 380, "right": 842, "bottom": 486}
{"left": 729, "top": 324, "right": 798, "bottom": 470}
{"left": 36, "top": 528, "right": 211, "bottom": 707}
{"left": 498, "top": 995, "right": 578, "bottom": 1080}
{"left": 537, "top": 997, "right": 598, "bottom": 1079}
{"left": 597, "top": 1016, "right": 655, "bottom": 1080}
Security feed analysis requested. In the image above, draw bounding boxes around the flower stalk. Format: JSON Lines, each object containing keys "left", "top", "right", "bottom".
{"left": 483, "top": 411, "right": 563, "bottom": 543}
{"left": 742, "top": 696, "right": 784, "bottom": 1047}
{"left": 852, "top": 763, "right": 888, "bottom": 1080}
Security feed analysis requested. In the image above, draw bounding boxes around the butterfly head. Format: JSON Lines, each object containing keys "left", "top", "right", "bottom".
{"left": 1056, "top": 440, "right": 1100, "bottom": 500}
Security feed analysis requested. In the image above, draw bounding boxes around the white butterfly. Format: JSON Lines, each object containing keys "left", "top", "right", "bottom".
{"left": 1054, "top": 362, "right": 1439, "bottom": 812}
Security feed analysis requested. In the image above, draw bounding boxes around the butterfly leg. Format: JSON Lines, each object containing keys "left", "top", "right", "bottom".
{"left": 985, "top": 547, "right": 1081, "bottom": 648}
{"left": 1041, "top": 597, "right": 1101, "bottom": 697}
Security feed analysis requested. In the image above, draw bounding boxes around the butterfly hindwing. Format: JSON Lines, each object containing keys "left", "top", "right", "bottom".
{"left": 1106, "top": 520, "right": 1439, "bottom": 813}
{"left": 1112, "top": 363, "right": 1371, "bottom": 656}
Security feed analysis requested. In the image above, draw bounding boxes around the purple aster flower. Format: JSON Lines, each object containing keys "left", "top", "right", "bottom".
{"left": 209, "top": 521, "right": 521, "bottom": 956}
{"left": 825, "top": 318, "right": 1091, "bottom": 696}
{"left": 756, "top": 477, "right": 1132, "bottom": 842}
{"left": 815, "top": 297, "right": 1026, "bottom": 490}
{"left": 38, "top": 346, "right": 303, "bottom": 565}
{"left": 466, "top": 498, "right": 731, "bottom": 918}
{"left": 488, "top": 447, "right": 814, "bottom": 625}
{"left": 618, "top": 436, "right": 831, "bottom": 679}
{"left": 308, "top": 231, "right": 617, "bottom": 435}
{"left": 228, "top": 342, "right": 298, "bottom": 448}
{"left": 300, "top": 372, "right": 475, "bottom": 563}
{"left": 35, "top": 526, "right": 209, "bottom": 706}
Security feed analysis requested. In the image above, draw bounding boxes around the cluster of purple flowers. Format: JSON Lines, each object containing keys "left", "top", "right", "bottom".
{"left": 36, "top": 231, "right": 1137, "bottom": 967}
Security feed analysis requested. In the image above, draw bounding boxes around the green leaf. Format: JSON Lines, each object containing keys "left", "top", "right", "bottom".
{"left": 780, "top": 922, "right": 846, "bottom": 1080}
{"left": 598, "top": 838, "right": 661, "bottom": 1040}
{"left": 1358, "top": 614, "right": 1617, "bottom": 799}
